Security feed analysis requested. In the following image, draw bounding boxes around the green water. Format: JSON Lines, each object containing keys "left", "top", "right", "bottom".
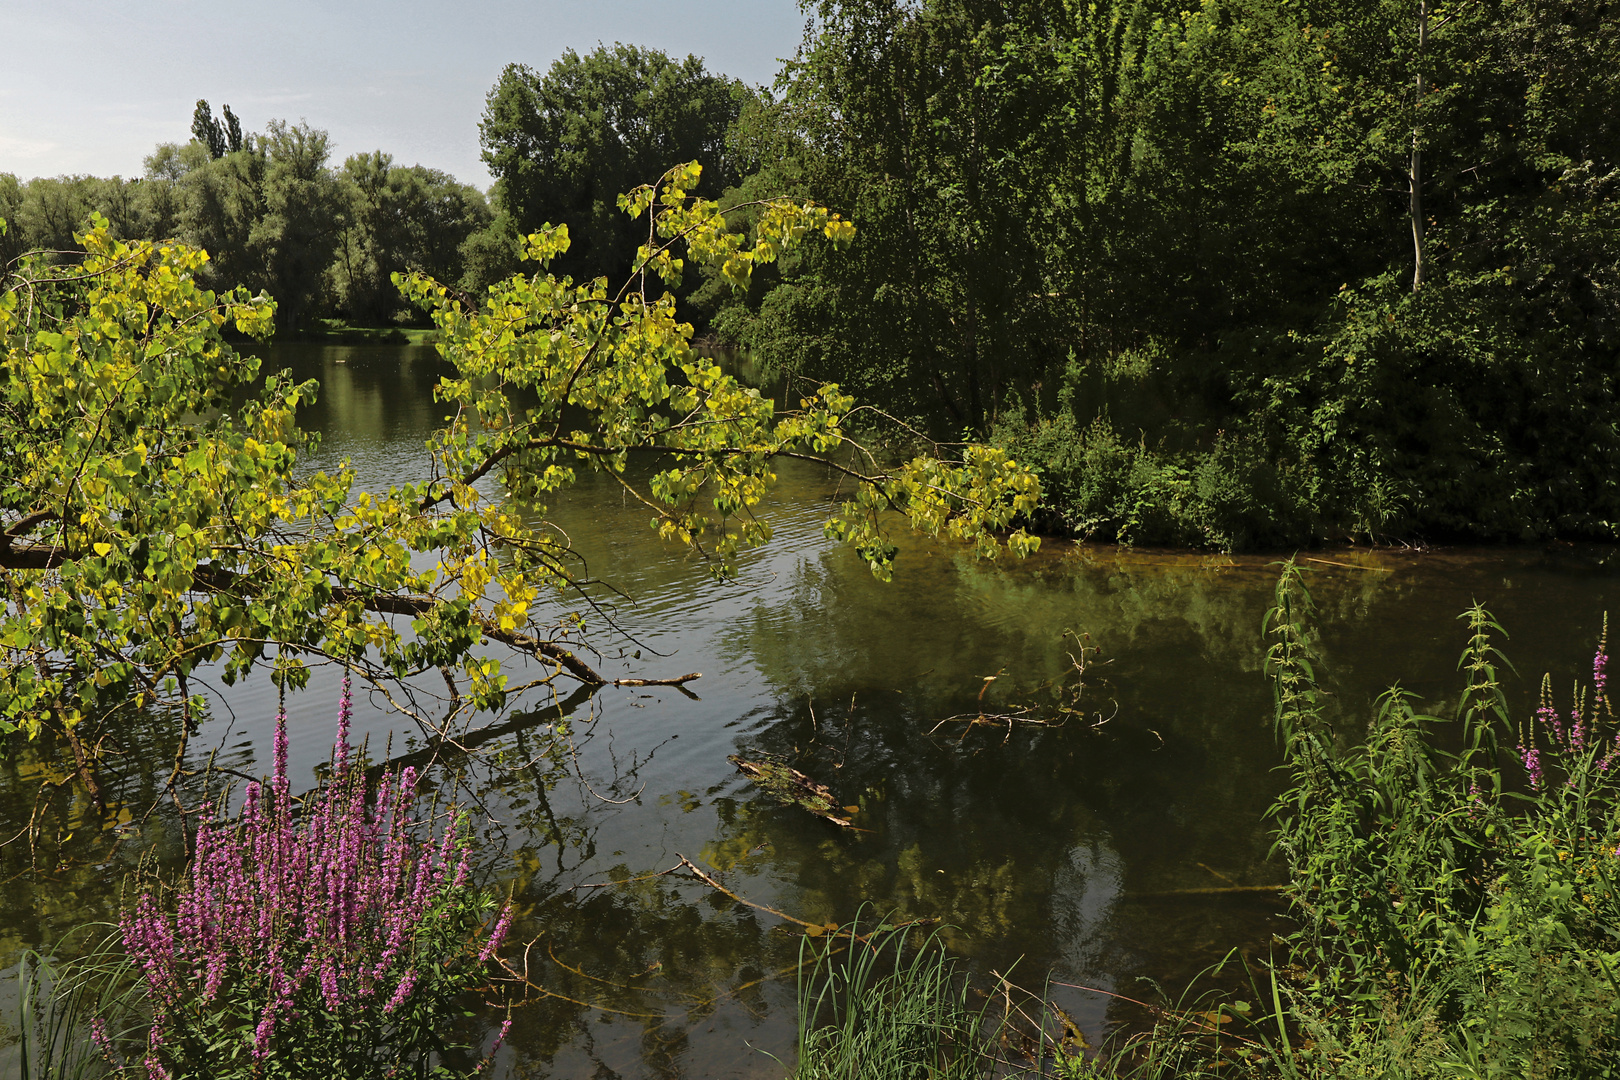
{"left": 4, "top": 341, "right": 1620, "bottom": 1078}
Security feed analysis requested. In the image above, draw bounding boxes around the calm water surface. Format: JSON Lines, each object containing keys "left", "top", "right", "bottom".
{"left": 5, "top": 341, "right": 1620, "bottom": 1077}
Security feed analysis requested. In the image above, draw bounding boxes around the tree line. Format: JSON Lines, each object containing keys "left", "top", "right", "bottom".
{"left": 702, "top": 0, "right": 1620, "bottom": 548}
{"left": 5, "top": 0, "right": 1617, "bottom": 547}
{"left": 0, "top": 103, "right": 493, "bottom": 332}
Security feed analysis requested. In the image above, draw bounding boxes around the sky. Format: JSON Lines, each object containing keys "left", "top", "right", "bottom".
{"left": 0, "top": 0, "right": 806, "bottom": 189}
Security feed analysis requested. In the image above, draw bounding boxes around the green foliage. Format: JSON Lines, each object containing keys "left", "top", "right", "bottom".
{"left": 330, "top": 151, "right": 492, "bottom": 324}
{"left": 136, "top": 118, "right": 349, "bottom": 332}
{"left": 0, "top": 175, "right": 149, "bottom": 257}
{"left": 990, "top": 405, "right": 1313, "bottom": 548}
{"left": 718, "top": 0, "right": 1620, "bottom": 547}
{"left": 790, "top": 915, "right": 1003, "bottom": 1080}
{"left": 479, "top": 44, "right": 754, "bottom": 295}
{"left": 1260, "top": 565, "right": 1620, "bottom": 1076}
{"left": 0, "top": 167, "right": 1036, "bottom": 740}
{"left": 8, "top": 105, "right": 482, "bottom": 335}
{"left": 716, "top": 0, "right": 1079, "bottom": 431}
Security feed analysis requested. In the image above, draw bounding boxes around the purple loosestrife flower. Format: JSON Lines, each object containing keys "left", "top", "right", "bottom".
{"left": 90, "top": 1018, "right": 117, "bottom": 1063}
{"left": 476, "top": 1017, "right": 515, "bottom": 1072}
{"left": 1596, "top": 615, "right": 1610, "bottom": 703}
{"left": 1536, "top": 674, "right": 1560, "bottom": 746}
{"left": 321, "top": 955, "right": 341, "bottom": 1012}
{"left": 384, "top": 969, "right": 419, "bottom": 1014}
{"left": 480, "top": 903, "right": 514, "bottom": 963}
{"left": 116, "top": 687, "right": 507, "bottom": 1075}
{"left": 336, "top": 670, "right": 353, "bottom": 772}
{"left": 252, "top": 1012, "right": 277, "bottom": 1059}
{"left": 1521, "top": 744, "right": 1544, "bottom": 790}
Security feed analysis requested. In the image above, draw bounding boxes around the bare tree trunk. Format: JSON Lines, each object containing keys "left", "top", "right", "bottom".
{"left": 1410, "top": 0, "right": 1429, "bottom": 292}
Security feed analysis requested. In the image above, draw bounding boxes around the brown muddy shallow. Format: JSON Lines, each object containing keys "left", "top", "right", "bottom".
{"left": 4, "top": 340, "right": 1617, "bottom": 1077}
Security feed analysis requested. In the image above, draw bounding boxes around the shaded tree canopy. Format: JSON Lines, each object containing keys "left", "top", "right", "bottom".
{"left": 330, "top": 151, "right": 494, "bottom": 324}
{"left": 711, "top": 0, "right": 1620, "bottom": 547}
{"left": 8, "top": 4, "right": 1618, "bottom": 549}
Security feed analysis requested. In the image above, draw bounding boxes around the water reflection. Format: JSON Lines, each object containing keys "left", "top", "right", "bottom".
{"left": 4, "top": 341, "right": 1620, "bottom": 1077}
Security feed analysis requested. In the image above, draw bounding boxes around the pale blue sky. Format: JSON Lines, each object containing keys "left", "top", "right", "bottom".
{"left": 0, "top": 0, "right": 806, "bottom": 188}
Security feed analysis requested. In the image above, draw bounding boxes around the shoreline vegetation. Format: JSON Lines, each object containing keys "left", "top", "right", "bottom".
{"left": 786, "top": 572, "right": 1620, "bottom": 1079}
{"left": 11, "top": 564, "right": 1618, "bottom": 1077}
{"left": 295, "top": 320, "right": 439, "bottom": 346}
{"left": 3, "top": 0, "right": 1618, "bottom": 1075}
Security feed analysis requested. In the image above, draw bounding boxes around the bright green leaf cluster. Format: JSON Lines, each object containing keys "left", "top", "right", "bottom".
{"left": 1, "top": 169, "right": 1036, "bottom": 741}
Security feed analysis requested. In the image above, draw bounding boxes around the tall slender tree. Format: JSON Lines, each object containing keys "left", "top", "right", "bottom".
{"left": 191, "top": 99, "right": 227, "bottom": 159}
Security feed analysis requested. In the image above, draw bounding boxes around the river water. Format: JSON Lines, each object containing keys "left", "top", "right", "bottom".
{"left": 4, "top": 341, "right": 1620, "bottom": 1077}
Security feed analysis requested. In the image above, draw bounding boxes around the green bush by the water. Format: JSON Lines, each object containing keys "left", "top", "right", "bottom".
{"left": 1256, "top": 565, "right": 1620, "bottom": 1077}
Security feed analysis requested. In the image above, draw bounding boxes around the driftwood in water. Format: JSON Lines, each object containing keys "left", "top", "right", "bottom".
{"left": 727, "top": 754, "right": 856, "bottom": 828}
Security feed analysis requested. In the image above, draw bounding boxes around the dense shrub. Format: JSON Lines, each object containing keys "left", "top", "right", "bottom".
{"left": 1262, "top": 566, "right": 1620, "bottom": 1076}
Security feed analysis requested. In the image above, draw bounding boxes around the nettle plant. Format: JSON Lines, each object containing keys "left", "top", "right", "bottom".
{"left": 104, "top": 677, "right": 513, "bottom": 1079}
{"left": 1265, "top": 566, "right": 1620, "bottom": 1075}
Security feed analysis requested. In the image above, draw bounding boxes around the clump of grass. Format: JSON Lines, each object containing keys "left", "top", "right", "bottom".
{"left": 790, "top": 913, "right": 1004, "bottom": 1080}
{"left": 2, "top": 928, "right": 143, "bottom": 1080}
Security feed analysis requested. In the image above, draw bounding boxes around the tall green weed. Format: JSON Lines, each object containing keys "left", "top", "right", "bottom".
{"left": 789, "top": 915, "right": 1004, "bottom": 1080}
{"left": 1263, "top": 563, "right": 1620, "bottom": 1077}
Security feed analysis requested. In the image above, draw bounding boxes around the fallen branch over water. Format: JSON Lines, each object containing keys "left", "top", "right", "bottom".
{"left": 675, "top": 854, "right": 938, "bottom": 942}
{"left": 613, "top": 672, "right": 702, "bottom": 687}
{"left": 727, "top": 754, "right": 857, "bottom": 827}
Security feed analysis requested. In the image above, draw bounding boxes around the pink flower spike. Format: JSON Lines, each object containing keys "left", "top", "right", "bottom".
{"left": 384, "top": 969, "right": 419, "bottom": 1014}
{"left": 336, "top": 670, "right": 353, "bottom": 772}
{"left": 489, "top": 1016, "right": 513, "bottom": 1057}
{"left": 273, "top": 710, "right": 289, "bottom": 791}
{"left": 90, "top": 1018, "right": 117, "bottom": 1063}
{"left": 480, "top": 904, "right": 513, "bottom": 963}
{"left": 1520, "top": 744, "right": 1544, "bottom": 790}
{"left": 118, "top": 688, "right": 491, "bottom": 1074}
{"left": 252, "top": 1011, "right": 276, "bottom": 1058}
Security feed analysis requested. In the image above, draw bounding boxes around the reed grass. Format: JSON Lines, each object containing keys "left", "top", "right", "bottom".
{"left": 2, "top": 928, "right": 143, "bottom": 1080}
{"left": 790, "top": 913, "right": 1005, "bottom": 1080}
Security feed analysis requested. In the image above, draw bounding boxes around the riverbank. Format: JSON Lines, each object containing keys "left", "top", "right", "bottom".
{"left": 287, "top": 319, "right": 438, "bottom": 345}
{"left": 4, "top": 338, "right": 1619, "bottom": 1077}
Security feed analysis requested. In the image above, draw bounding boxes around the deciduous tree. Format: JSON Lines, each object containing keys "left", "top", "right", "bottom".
{"left": 0, "top": 165, "right": 1037, "bottom": 762}
{"left": 480, "top": 45, "right": 753, "bottom": 291}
